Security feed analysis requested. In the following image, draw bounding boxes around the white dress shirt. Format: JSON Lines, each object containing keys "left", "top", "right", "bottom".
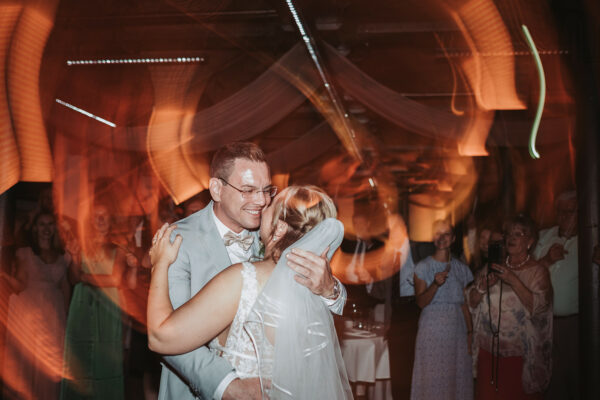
{"left": 212, "top": 211, "right": 254, "bottom": 264}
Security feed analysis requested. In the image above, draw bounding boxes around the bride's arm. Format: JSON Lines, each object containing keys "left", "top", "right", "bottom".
{"left": 147, "top": 224, "right": 243, "bottom": 355}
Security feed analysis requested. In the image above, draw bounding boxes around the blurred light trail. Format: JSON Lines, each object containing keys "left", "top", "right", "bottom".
{"left": 55, "top": 99, "right": 116, "bottom": 127}
{"left": 284, "top": 0, "right": 363, "bottom": 162}
{"left": 7, "top": 6, "right": 55, "bottom": 183}
{"left": 451, "top": 0, "right": 525, "bottom": 111}
{"left": 0, "top": 5, "right": 22, "bottom": 194}
{"left": 433, "top": 32, "right": 465, "bottom": 117}
{"left": 66, "top": 56, "right": 205, "bottom": 66}
{"left": 146, "top": 65, "right": 207, "bottom": 205}
{"left": 331, "top": 212, "right": 409, "bottom": 284}
{"left": 522, "top": 25, "right": 545, "bottom": 160}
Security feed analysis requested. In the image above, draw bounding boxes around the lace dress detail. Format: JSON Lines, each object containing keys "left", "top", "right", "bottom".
{"left": 209, "top": 262, "right": 272, "bottom": 378}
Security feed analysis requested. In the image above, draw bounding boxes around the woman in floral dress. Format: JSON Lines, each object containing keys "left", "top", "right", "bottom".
{"left": 467, "top": 214, "right": 552, "bottom": 399}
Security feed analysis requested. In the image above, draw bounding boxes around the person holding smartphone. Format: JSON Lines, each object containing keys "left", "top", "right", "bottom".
{"left": 467, "top": 214, "right": 553, "bottom": 400}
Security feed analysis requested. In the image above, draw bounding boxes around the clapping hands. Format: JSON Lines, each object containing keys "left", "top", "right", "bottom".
{"left": 149, "top": 223, "right": 182, "bottom": 269}
{"left": 434, "top": 264, "right": 451, "bottom": 286}
{"left": 64, "top": 237, "right": 81, "bottom": 266}
{"left": 544, "top": 243, "right": 567, "bottom": 265}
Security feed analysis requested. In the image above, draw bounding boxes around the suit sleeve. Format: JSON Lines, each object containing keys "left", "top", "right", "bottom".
{"left": 321, "top": 278, "right": 347, "bottom": 315}
{"left": 160, "top": 236, "right": 235, "bottom": 399}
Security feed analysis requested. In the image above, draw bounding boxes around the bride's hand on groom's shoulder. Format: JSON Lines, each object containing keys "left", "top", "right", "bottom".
{"left": 149, "top": 223, "right": 182, "bottom": 270}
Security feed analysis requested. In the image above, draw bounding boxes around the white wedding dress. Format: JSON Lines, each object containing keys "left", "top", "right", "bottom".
{"left": 208, "top": 262, "right": 273, "bottom": 379}
{"left": 210, "top": 219, "right": 352, "bottom": 399}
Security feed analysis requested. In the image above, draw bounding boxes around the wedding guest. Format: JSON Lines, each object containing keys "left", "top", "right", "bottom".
{"left": 468, "top": 214, "right": 552, "bottom": 399}
{"left": 410, "top": 220, "right": 473, "bottom": 400}
{"left": 534, "top": 191, "right": 579, "bottom": 400}
{"left": 60, "top": 202, "right": 127, "bottom": 400}
{"left": 2, "top": 212, "right": 71, "bottom": 400}
{"left": 158, "top": 195, "right": 179, "bottom": 225}
{"left": 14, "top": 187, "right": 54, "bottom": 248}
{"left": 469, "top": 223, "right": 504, "bottom": 274}
{"left": 118, "top": 212, "right": 163, "bottom": 400}
{"left": 182, "top": 190, "right": 211, "bottom": 217}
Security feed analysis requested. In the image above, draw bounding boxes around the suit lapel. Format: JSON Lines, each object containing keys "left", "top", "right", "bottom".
{"left": 195, "top": 202, "right": 232, "bottom": 274}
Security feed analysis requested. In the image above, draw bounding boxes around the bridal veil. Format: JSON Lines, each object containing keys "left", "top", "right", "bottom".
{"left": 244, "top": 218, "right": 352, "bottom": 399}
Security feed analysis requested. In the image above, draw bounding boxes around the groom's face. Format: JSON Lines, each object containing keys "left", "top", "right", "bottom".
{"left": 213, "top": 159, "right": 271, "bottom": 233}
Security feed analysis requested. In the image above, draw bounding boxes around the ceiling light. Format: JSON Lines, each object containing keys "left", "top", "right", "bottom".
{"left": 56, "top": 99, "right": 116, "bottom": 127}
{"left": 66, "top": 56, "right": 206, "bottom": 66}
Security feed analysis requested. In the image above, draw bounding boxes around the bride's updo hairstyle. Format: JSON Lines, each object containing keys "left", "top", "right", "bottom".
{"left": 267, "top": 185, "right": 337, "bottom": 262}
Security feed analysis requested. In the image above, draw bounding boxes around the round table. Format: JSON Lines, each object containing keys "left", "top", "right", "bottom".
{"left": 338, "top": 325, "right": 393, "bottom": 400}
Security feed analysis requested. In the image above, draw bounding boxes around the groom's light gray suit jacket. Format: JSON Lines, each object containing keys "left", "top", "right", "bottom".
{"left": 158, "top": 202, "right": 261, "bottom": 400}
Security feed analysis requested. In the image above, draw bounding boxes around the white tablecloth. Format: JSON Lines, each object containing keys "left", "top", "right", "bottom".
{"left": 339, "top": 328, "right": 393, "bottom": 400}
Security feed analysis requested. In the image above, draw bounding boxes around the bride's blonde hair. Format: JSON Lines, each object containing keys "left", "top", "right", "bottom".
{"left": 266, "top": 185, "right": 337, "bottom": 262}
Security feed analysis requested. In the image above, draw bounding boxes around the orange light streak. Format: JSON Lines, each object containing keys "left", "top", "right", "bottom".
{"left": 146, "top": 65, "right": 205, "bottom": 204}
{"left": 448, "top": 0, "right": 525, "bottom": 111}
{"left": 0, "top": 5, "right": 22, "bottom": 194}
{"left": 3, "top": 292, "right": 69, "bottom": 399}
{"left": 458, "top": 109, "right": 494, "bottom": 156}
{"left": 7, "top": 6, "right": 56, "bottom": 182}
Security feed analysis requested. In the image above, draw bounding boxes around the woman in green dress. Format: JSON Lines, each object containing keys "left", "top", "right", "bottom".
{"left": 60, "top": 203, "right": 126, "bottom": 399}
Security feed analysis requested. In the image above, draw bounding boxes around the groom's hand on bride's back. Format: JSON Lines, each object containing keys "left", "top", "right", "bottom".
{"left": 286, "top": 247, "right": 337, "bottom": 298}
{"left": 223, "top": 377, "right": 262, "bottom": 400}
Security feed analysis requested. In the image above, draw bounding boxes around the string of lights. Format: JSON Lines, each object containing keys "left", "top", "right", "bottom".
{"left": 66, "top": 56, "right": 205, "bottom": 66}
{"left": 438, "top": 49, "right": 568, "bottom": 57}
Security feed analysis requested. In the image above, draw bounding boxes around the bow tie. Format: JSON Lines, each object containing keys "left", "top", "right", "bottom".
{"left": 223, "top": 231, "right": 254, "bottom": 251}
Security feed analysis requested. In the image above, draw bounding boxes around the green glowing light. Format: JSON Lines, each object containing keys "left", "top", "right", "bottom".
{"left": 521, "top": 25, "right": 545, "bottom": 159}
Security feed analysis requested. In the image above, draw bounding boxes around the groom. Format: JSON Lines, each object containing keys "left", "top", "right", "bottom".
{"left": 158, "top": 142, "right": 346, "bottom": 400}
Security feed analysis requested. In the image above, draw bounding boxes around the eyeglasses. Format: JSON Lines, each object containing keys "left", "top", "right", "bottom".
{"left": 506, "top": 231, "right": 527, "bottom": 239}
{"left": 219, "top": 178, "right": 277, "bottom": 199}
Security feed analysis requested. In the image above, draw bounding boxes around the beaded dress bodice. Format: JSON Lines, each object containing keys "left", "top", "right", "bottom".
{"left": 208, "top": 262, "right": 273, "bottom": 378}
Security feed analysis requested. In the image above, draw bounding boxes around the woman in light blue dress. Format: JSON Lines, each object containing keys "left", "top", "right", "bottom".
{"left": 411, "top": 220, "right": 474, "bottom": 400}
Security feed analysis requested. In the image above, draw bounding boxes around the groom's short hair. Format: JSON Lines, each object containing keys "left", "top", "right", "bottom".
{"left": 210, "top": 142, "right": 267, "bottom": 180}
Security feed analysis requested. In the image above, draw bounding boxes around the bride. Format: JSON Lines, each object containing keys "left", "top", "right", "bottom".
{"left": 147, "top": 185, "right": 352, "bottom": 399}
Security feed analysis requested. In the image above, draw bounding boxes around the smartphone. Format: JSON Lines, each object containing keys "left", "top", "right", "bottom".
{"left": 488, "top": 241, "right": 504, "bottom": 273}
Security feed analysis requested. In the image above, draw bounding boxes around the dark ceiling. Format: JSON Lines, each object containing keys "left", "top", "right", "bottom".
{"left": 39, "top": 0, "right": 582, "bottom": 220}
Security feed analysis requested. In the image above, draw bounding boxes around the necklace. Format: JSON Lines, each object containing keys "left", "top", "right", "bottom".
{"left": 505, "top": 254, "right": 530, "bottom": 269}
